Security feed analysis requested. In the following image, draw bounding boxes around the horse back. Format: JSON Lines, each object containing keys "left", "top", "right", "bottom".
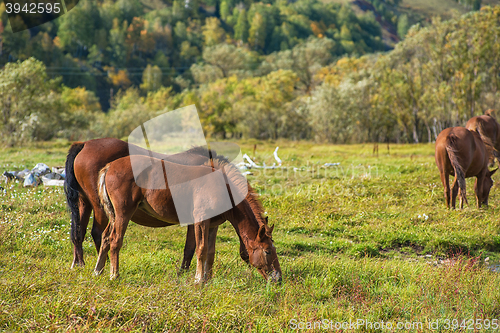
{"left": 73, "top": 138, "right": 130, "bottom": 204}
{"left": 466, "top": 115, "right": 500, "bottom": 149}
{"left": 104, "top": 155, "right": 234, "bottom": 225}
{"left": 435, "top": 127, "right": 481, "bottom": 176}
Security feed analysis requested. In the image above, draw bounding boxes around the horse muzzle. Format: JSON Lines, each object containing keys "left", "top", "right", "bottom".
{"left": 268, "top": 269, "right": 282, "bottom": 284}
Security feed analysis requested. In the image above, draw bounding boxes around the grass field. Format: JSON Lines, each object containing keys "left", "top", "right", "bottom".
{"left": 2, "top": 140, "right": 500, "bottom": 332}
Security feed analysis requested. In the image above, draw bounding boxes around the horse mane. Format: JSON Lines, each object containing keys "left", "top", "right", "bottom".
{"left": 485, "top": 109, "right": 496, "bottom": 118}
{"left": 203, "top": 156, "right": 269, "bottom": 229}
{"left": 180, "top": 145, "right": 270, "bottom": 232}
{"left": 186, "top": 146, "right": 230, "bottom": 164}
{"left": 475, "top": 120, "right": 497, "bottom": 160}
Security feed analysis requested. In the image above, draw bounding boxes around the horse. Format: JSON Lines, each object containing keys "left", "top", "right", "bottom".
{"left": 435, "top": 127, "right": 497, "bottom": 209}
{"left": 65, "top": 138, "right": 248, "bottom": 271}
{"left": 95, "top": 154, "right": 282, "bottom": 284}
{"left": 465, "top": 109, "right": 500, "bottom": 165}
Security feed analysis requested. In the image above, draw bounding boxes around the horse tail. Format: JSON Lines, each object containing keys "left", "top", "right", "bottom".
{"left": 446, "top": 134, "right": 468, "bottom": 206}
{"left": 65, "top": 142, "right": 85, "bottom": 245}
{"left": 98, "top": 164, "right": 115, "bottom": 225}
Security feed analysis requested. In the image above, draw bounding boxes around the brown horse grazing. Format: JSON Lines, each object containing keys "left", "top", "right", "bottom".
{"left": 435, "top": 127, "right": 497, "bottom": 209}
{"left": 95, "top": 155, "right": 281, "bottom": 284}
{"left": 65, "top": 138, "right": 249, "bottom": 271}
{"left": 466, "top": 109, "right": 500, "bottom": 165}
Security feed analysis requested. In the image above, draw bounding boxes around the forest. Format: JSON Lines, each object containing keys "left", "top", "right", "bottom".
{"left": 0, "top": 0, "right": 497, "bottom": 145}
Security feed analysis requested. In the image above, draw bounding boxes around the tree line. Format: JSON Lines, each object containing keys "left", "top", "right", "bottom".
{"left": 1, "top": 5, "right": 499, "bottom": 145}
{"left": 0, "top": 0, "right": 385, "bottom": 111}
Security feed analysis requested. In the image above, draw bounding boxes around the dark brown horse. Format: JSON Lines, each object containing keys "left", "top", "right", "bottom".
{"left": 435, "top": 127, "right": 497, "bottom": 209}
{"left": 65, "top": 138, "right": 249, "bottom": 270}
{"left": 95, "top": 155, "right": 281, "bottom": 284}
{"left": 466, "top": 109, "right": 500, "bottom": 165}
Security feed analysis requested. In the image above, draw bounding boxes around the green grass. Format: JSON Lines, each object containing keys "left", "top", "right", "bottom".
{"left": 2, "top": 141, "right": 500, "bottom": 332}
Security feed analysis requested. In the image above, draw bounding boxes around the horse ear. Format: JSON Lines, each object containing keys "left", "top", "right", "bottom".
{"left": 490, "top": 168, "right": 498, "bottom": 176}
{"left": 269, "top": 224, "right": 274, "bottom": 234}
{"left": 265, "top": 216, "right": 268, "bottom": 223}
{"left": 257, "top": 224, "right": 266, "bottom": 241}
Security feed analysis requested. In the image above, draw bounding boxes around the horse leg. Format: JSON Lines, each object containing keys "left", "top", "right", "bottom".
{"left": 458, "top": 188, "right": 464, "bottom": 209}
{"left": 204, "top": 226, "right": 219, "bottom": 281}
{"left": 194, "top": 219, "right": 210, "bottom": 285}
{"left": 108, "top": 216, "right": 130, "bottom": 280}
{"left": 71, "top": 197, "right": 92, "bottom": 268}
{"left": 179, "top": 224, "right": 196, "bottom": 273}
{"left": 439, "top": 172, "right": 450, "bottom": 209}
{"left": 451, "top": 176, "right": 459, "bottom": 209}
{"left": 94, "top": 222, "right": 112, "bottom": 276}
{"left": 91, "top": 206, "right": 109, "bottom": 254}
{"left": 474, "top": 177, "right": 483, "bottom": 208}
{"left": 90, "top": 221, "right": 102, "bottom": 253}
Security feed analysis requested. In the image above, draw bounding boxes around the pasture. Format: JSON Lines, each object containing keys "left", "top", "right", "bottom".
{"left": 1, "top": 141, "right": 500, "bottom": 332}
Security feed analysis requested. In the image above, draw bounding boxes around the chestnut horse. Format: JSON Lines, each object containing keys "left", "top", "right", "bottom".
{"left": 435, "top": 127, "right": 497, "bottom": 209}
{"left": 65, "top": 138, "right": 247, "bottom": 270}
{"left": 96, "top": 155, "right": 281, "bottom": 284}
{"left": 466, "top": 109, "right": 500, "bottom": 165}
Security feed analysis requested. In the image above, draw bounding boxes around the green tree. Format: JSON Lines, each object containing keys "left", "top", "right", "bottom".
{"left": 261, "top": 37, "right": 336, "bottom": 91}
{"left": 191, "top": 43, "right": 257, "bottom": 83}
{"left": 220, "top": 1, "right": 230, "bottom": 21}
{"left": 140, "top": 64, "right": 163, "bottom": 92}
{"left": 234, "top": 9, "right": 249, "bottom": 43}
{"left": 57, "top": 0, "right": 99, "bottom": 53}
{"left": 109, "top": 18, "right": 127, "bottom": 67}
{"left": 202, "top": 17, "right": 226, "bottom": 47}
{"left": 248, "top": 12, "right": 267, "bottom": 50}
{"left": 397, "top": 14, "right": 409, "bottom": 39}
{"left": 0, "top": 58, "right": 62, "bottom": 145}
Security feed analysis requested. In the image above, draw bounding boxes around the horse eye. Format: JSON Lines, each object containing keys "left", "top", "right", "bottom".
{"left": 264, "top": 250, "right": 271, "bottom": 255}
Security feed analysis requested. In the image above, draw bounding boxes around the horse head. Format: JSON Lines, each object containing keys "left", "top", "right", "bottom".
{"left": 479, "top": 168, "right": 498, "bottom": 206}
{"left": 247, "top": 221, "right": 282, "bottom": 283}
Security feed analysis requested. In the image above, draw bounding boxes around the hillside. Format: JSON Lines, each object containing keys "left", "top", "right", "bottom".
{"left": 0, "top": 0, "right": 387, "bottom": 111}
{"left": 1, "top": 1, "right": 500, "bottom": 145}
{"left": 328, "top": 0, "right": 500, "bottom": 46}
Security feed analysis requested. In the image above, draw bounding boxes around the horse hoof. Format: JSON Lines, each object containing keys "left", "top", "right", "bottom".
{"left": 71, "top": 261, "right": 85, "bottom": 269}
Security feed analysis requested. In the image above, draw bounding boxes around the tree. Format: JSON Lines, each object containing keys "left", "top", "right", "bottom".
{"left": 109, "top": 18, "right": 127, "bottom": 67}
{"left": 0, "top": 58, "right": 62, "bottom": 145}
{"left": 202, "top": 17, "right": 226, "bottom": 47}
{"left": 59, "top": 86, "right": 102, "bottom": 139}
{"left": 234, "top": 9, "right": 249, "bottom": 43}
{"left": 191, "top": 44, "right": 257, "bottom": 83}
{"left": 125, "top": 17, "right": 156, "bottom": 56}
{"left": 57, "top": 0, "right": 99, "bottom": 53}
{"left": 220, "top": 1, "right": 231, "bottom": 21}
{"left": 205, "top": 44, "right": 252, "bottom": 76}
{"left": 260, "top": 37, "right": 336, "bottom": 91}
{"left": 100, "top": 87, "right": 156, "bottom": 139}
{"left": 248, "top": 12, "right": 267, "bottom": 51}
{"left": 140, "top": 64, "right": 163, "bottom": 92}
{"left": 397, "top": 14, "right": 409, "bottom": 39}
{"left": 108, "top": 69, "right": 132, "bottom": 89}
